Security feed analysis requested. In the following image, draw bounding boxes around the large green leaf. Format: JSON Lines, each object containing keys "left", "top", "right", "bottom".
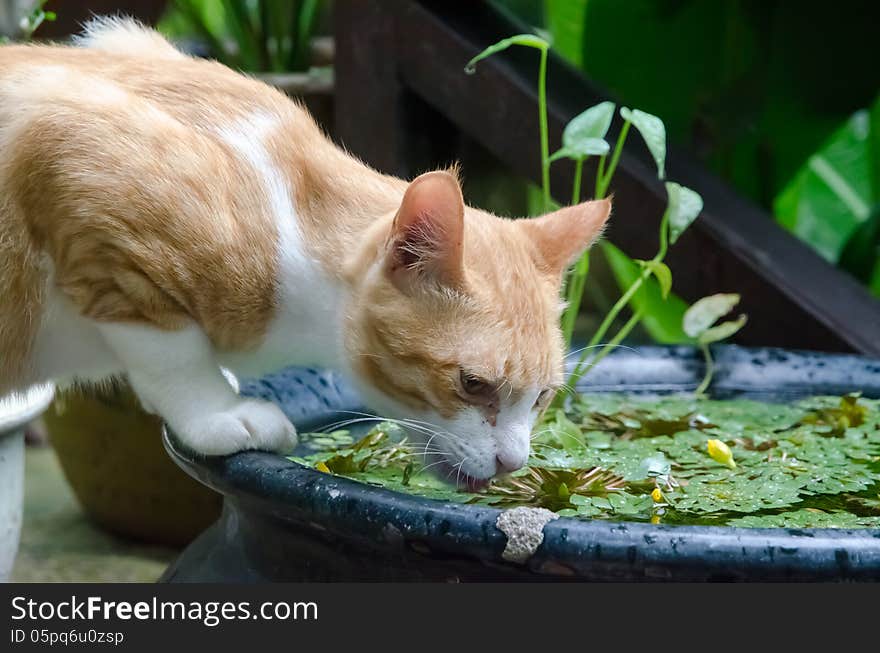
{"left": 870, "top": 260, "right": 880, "bottom": 296}
{"left": 621, "top": 107, "right": 667, "bottom": 179}
{"left": 574, "top": 0, "right": 880, "bottom": 207}
{"left": 602, "top": 242, "right": 689, "bottom": 343}
{"left": 839, "top": 207, "right": 880, "bottom": 296}
{"left": 544, "top": 0, "right": 589, "bottom": 67}
{"left": 665, "top": 182, "right": 704, "bottom": 244}
{"left": 869, "top": 91, "right": 880, "bottom": 203}
{"left": 774, "top": 110, "right": 873, "bottom": 262}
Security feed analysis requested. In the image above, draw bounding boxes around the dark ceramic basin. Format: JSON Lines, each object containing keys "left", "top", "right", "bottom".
{"left": 161, "top": 346, "right": 880, "bottom": 582}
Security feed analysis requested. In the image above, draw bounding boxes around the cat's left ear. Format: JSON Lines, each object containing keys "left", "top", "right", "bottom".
{"left": 385, "top": 170, "right": 465, "bottom": 292}
{"left": 518, "top": 198, "right": 612, "bottom": 276}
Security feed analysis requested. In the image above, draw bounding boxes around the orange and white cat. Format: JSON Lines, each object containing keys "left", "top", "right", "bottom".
{"left": 0, "top": 18, "right": 610, "bottom": 484}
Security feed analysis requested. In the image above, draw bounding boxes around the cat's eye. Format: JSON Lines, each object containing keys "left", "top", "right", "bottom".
{"left": 458, "top": 369, "right": 494, "bottom": 400}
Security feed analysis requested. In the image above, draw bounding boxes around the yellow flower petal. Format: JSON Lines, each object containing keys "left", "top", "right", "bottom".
{"left": 707, "top": 438, "right": 736, "bottom": 469}
{"left": 651, "top": 488, "right": 663, "bottom": 502}
{"left": 315, "top": 461, "right": 331, "bottom": 473}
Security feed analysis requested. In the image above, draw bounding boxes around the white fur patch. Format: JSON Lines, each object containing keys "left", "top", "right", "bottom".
{"left": 32, "top": 282, "right": 121, "bottom": 386}
{"left": 74, "top": 16, "right": 184, "bottom": 60}
{"left": 214, "top": 112, "right": 344, "bottom": 375}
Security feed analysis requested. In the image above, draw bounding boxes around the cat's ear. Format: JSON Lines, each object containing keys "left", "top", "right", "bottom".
{"left": 385, "top": 170, "right": 465, "bottom": 292}
{"left": 519, "top": 198, "right": 612, "bottom": 275}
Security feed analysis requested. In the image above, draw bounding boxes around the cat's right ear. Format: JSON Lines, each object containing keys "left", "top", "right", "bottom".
{"left": 384, "top": 171, "right": 465, "bottom": 292}
{"left": 518, "top": 198, "right": 612, "bottom": 276}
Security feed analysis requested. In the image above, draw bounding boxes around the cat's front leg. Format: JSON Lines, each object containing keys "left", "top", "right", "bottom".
{"left": 97, "top": 322, "right": 297, "bottom": 455}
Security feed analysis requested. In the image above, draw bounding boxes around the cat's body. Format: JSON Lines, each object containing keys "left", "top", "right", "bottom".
{"left": 0, "top": 19, "right": 610, "bottom": 483}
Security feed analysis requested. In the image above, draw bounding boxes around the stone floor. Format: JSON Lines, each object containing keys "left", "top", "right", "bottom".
{"left": 11, "top": 445, "right": 178, "bottom": 583}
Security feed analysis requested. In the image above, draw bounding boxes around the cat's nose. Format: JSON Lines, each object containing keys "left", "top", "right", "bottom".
{"left": 496, "top": 451, "right": 527, "bottom": 474}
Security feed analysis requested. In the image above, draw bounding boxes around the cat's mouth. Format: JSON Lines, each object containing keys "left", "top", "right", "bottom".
{"left": 432, "top": 458, "right": 490, "bottom": 492}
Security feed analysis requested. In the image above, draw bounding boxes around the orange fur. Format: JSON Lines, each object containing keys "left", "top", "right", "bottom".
{"left": 0, "top": 21, "right": 611, "bottom": 475}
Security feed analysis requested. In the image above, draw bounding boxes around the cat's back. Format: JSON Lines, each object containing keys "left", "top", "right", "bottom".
{"left": 0, "top": 20, "right": 320, "bottom": 375}
{"left": 0, "top": 22, "right": 303, "bottom": 130}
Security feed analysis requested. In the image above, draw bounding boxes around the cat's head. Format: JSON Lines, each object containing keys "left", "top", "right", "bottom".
{"left": 344, "top": 171, "right": 610, "bottom": 487}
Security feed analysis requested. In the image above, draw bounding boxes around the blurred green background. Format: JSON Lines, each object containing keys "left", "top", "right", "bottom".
{"left": 498, "top": 0, "right": 880, "bottom": 297}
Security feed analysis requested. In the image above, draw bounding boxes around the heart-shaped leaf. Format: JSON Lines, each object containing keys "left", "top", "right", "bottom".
{"left": 562, "top": 102, "right": 615, "bottom": 158}
{"left": 465, "top": 34, "right": 549, "bottom": 73}
{"left": 638, "top": 453, "right": 671, "bottom": 480}
{"left": 620, "top": 107, "right": 667, "bottom": 179}
{"left": 548, "top": 142, "right": 609, "bottom": 162}
{"left": 698, "top": 314, "right": 747, "bottom": 344}
{"left": 683, "top": 293, "right": 741, "bottom": 338}
{"left": 639, "top": 259, "right": 672, "bottom": 298}
{"left": 666, "top": 182, "right": 704, "bottom": 244}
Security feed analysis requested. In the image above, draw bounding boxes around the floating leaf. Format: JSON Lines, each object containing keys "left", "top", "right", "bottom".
{"left": 730, "top": 509, "right": 880, "bottom": 529}
{"left": 638, "top": 453, "right": 672, "bottom": 480}
{"left": 665, "top": 182, "right": 704, "bottom": 244}
{"left": 796, "top": 393, "right": 868, "bottom": 435}
{"left": 295, "top": 393, "right": 880, "bottom": 528}
{"left": 683, "top": 293, "right": 741, "bottom": 338}
{"left": 314, "top": 461, "right": 331, "bottom": 474}
{"left": 464, "top": 34, "right": 549, "bottom": 74}
{"left": 620, "top": 107, "right": 667, "bottom": 179}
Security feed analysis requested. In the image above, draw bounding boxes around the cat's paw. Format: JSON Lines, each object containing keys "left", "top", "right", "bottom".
{"left": 175, "top": 399, "right": 297, "bottom": 456}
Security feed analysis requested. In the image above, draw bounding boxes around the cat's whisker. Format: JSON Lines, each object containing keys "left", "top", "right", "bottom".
{"left": 530, "top": 428, "right": 556, "bottom": 441}
{"left": 395, "top": 450, "right": 444, "bottom": 459}
{"left": 418, "top": 458, "right": 452, "bottom": 475}
{"left": 497, "top": 377, "right": 514, "bottom": 401}
{"left": 452, "top": 458, "right": 467, "bottom": 487}
{"left": 324, "top": 411, "right": 450, "bottom": 441}
{"left": 564, "top": 343, "right": 642, "bottom": 359}
{"left": 316, "top": 413, "right": 472, "bottom": 466}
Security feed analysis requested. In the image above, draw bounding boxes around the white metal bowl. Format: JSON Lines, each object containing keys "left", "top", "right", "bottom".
{"left": 0, "top": 384, "right": 54, "bottom": 582}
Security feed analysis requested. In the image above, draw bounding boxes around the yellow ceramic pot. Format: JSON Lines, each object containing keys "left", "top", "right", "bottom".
{"left": 44, "top": 382, "right": 221, "bottom": 547}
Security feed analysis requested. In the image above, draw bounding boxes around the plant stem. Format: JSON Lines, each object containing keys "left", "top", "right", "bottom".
{"left": 657, "top": 208, "right": 670, "bottom": 261}
{"left": 595, "top": 154, "right": 606, "bottom": 199}
{"left": 567, "top": 209, "right": 671, "bottom": 388}
{"left": 695, "top": 342, "right": 714, "bottom": 396}
{"left": 561, "top": 253, "right": 589, "bottom": 345}
{"left": 555, "top": 308, "right": 643, "bottom": 408}
{"left": 572, "top": 157, "right": 584, "bottom": 205}
{"left": 538, "top": 45, "right": 551, "bottom": 211}
{"left": 596, "top": 120, "right": 631, "bottom": 198}
{"left": 586, "top": 268, "right": 650, "bottom": 351}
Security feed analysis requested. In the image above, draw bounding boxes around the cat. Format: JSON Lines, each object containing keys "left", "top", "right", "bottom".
{"left": 0, "top": 18, "right": 611, "bottom": 486}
